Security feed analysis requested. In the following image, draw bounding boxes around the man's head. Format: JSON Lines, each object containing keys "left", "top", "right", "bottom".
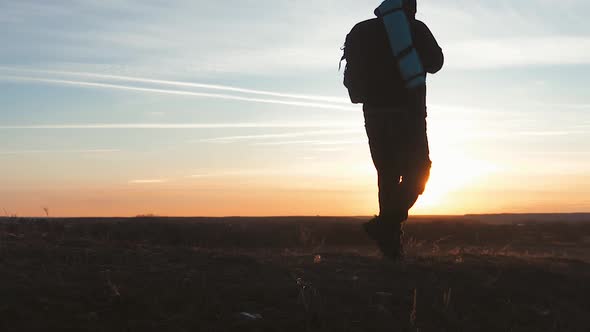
{"left": 374, "top": 0, "right": 417, "bottom": 18}
{"left": 404, "top": 0, "right": 417, "bottom": 17}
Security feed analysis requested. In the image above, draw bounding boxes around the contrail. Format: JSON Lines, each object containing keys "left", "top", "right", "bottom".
{"left": 534, "top": 103, "right": 590, "bottom": 110}
{"left": 0, "top": 149, "right": 120, "bottom": 154}
{"left": 252, "top": 140, "right": 365, "bottom": 146}
{"left": 514, "top": 130, "right": 586, "bottom": 137}
{"left": 0, "top": 123, "right": 357, "bottom": 129}
{"left": 187, "top": 169, "right": 285, "bottom": 178}
{"left": 0, "top": 75, "right": 357, "bottom": 112}
{"left": 0, "top": 67, "right": 350, "bottom": 103}
{"left": 129, "top": 179, "right": 168, "bottom": 184}
{"left": 197, "top": 129, "right": 363, "bottom": 143}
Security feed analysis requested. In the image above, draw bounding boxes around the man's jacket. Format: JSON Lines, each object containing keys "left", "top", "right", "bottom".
{"left": 346, "top": 18, "right": 443, "bottom": 107}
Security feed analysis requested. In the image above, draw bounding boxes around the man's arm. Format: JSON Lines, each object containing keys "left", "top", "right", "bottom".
{"left": 413, "top": 20, "right": 444, "bottom": 74}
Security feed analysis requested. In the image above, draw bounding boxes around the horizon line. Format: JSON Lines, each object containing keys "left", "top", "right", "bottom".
{"left": 2, "top": 213, "right": 589, "bottom": 219}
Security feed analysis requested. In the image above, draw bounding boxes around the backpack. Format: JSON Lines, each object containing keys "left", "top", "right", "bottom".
{"left": 341, "top": 20, "right": 372, "bottom": 104}
{"left": 341, "top": 2, "right": 426, "bottom": 105}
{"left": 341, "top": 19, "right": 403, "bottom": 105}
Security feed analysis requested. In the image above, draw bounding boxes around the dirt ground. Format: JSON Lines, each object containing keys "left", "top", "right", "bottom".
{"left": 0, "top": 216, "right": 589, "bottom": 332}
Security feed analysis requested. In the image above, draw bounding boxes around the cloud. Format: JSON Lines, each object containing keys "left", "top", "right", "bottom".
{"left": 0, "top": 67, "right": 349, "bottom": 104}
{"left": 446, "top": 36, "right": 590, "bottom": 69}
{"left": 0, "top": 123, "right": 357, "bottom": 130}
{"left": 419, "top": 1, "right": 590, "bottom": 69}
{"left": 128, "top": 179, "right": 168, "bottom": 184}
{"left": 252, "top": 140, "right": 364, "bottom": 146}
{"left": 0, "top": 149, "right": 120, "bottom": 155}
{"left": 197, "top": 129, "right": 362, "bottom": 143}
{"left": 533, "top": 103, "right": 590, "bottom": 110}
{"left": 514, "top": 130, "right": 587, "bottom": 137}
{"left": 0, "top": 0, "right": 361, "bottom": 76}
{"left": 187, "top": 169, "right": 284, "bottom": 178}
{"left": 0, "top": 75, "right": 357, "bottom": 112}
{"left": 312, "top": 147, "right": 347, "bottom": 153}
{"left": 185, "top": 162, "right": 364, "bottom": 179}
{"left": 4, "top": 0, "right": 590, "bottom": 79}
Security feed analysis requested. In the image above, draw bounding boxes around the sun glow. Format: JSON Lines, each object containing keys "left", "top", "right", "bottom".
{"left": 414, "top": 154, "right": 498, "bottom": 213}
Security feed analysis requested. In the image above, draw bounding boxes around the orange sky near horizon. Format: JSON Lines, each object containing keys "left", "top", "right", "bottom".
{"left": 3, "top": 168, "right": 589, "bottom": 217}
{"left": 1, "top": 1, "right": 589, "bottom": 217}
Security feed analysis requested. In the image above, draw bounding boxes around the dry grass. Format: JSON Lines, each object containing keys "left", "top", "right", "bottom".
{"left": 0, "top": 217, "right": 589, "bottom": 331}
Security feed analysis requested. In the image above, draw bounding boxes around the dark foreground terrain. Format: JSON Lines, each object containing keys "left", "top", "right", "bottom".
{"left": 1, "top": 216, "right": 589, "bottom": 332}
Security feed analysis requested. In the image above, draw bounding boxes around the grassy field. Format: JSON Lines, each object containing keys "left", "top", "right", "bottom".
{"left": 1, "top": 216, "right": 589, "bottom": 331}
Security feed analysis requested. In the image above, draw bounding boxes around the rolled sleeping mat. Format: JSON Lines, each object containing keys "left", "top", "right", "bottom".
{"left": 375, "top": 0, "right": 425, "bottom": 89}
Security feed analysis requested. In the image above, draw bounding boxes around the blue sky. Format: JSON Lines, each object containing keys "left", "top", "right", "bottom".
{"left": 1, "top": 0, "right": 589, "bottom": 216}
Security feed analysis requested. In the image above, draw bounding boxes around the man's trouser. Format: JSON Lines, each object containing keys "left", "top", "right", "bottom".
{"left": 363, "top": 104, "right": 431, "bottom": 222}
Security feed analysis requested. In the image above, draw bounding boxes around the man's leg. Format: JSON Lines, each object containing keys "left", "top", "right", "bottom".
{"left": 376, "top": 170, "right": 401, "bottom": 217}
{"left": 363, "top": 108, "right": 407, "bottom": 218}
{"left": 401, "top": 114, "right": 432, "bottom": 212}
{"left": 363, "top": 107, "right": 407, "bottom": 259}
{"left": 400, "top": 160, "right": 431, "bottom": 211}
{"left": 371, "top": 168, "right": 408, "bottom": 259}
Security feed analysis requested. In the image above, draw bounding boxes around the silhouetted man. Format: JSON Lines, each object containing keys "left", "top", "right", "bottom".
{"left": 342, "top": 0, "right": 443, "bottom": 259}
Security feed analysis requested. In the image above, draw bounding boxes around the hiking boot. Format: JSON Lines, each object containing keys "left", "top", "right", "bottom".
{"left": 362, "top": 216, "right": 381, "bottom": 241}
{"left": 363, "top": 216, "right": 404, "bottom": 260}
{"left": 378, "top": 221, "right": 403, "bottom": 260}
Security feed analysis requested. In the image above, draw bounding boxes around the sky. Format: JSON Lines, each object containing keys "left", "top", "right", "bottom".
{"left": 1, "top": 0, "right": 589, "bottom": 217}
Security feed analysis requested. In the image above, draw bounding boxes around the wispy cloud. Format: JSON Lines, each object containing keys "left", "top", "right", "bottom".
{"left": 0, "top": 75, "right": 357, "bottom": 112}
{"left": 312, "top": 147, "right": 347, "bottom": 152}
{"left": 185, "top": 164, "right": 358, "bottom": 179}
{"left": 446, "top": 36, "right": 590, "bottom": 69}
{"left": 533, "top": 103, "right": 590, "bottom": 110}
{"left": 0, "top": 149, "right": 120, "bottom": 155}
{"left": 514, "top": 130, "right": 587, "bottom": 137}
{"left": 252, "top": 140, "right": 364, "bottom": 146}
{"left": 0, "top": 123, "right": 357, "bottom": 130}
{"left": 0, "top": 67, "right": 349, "bottom": 104}
{"left": 430, "top": 129, "right": 588, "bottom": 140}
{"left": 187, "top": 170, "right": 282, "bottom": 178}
{"left": 197, "top": 129, "right": 362, "bottom": 143}
{"left": 128, "top": 179, "right": 168, "bottom": 184}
